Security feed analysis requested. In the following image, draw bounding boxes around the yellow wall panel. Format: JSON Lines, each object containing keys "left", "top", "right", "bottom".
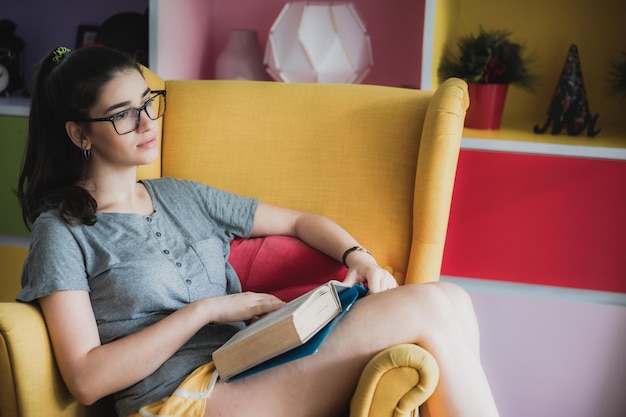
{"left": 434, "top": 0, "right": 626, "bottom": 130}
{"left": 0, "top": 245, "right": 28, "bottom": 302}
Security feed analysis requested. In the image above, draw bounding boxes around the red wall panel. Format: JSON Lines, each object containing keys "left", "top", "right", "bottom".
{"left": 442, "top": 150, "right": 626, "bottom": 293}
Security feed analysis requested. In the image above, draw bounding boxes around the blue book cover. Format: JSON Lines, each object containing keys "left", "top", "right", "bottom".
{"left": 223, "top": 284, "right": 368, "bottom": 382}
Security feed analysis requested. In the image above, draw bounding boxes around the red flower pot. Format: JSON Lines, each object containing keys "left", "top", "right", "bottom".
{"left": 465, "top": 83, "right": 509, "bottom": 130}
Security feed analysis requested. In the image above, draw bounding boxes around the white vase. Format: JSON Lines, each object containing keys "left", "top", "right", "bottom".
{"left": 215, "top": 29, "right": 268, "bottom": 80}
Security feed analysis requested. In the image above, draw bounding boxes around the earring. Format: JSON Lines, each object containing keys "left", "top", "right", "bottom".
{"left": 82, "top": 148, "right": 91, "bottom": 161}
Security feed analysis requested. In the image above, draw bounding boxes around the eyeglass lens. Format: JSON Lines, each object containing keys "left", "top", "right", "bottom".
{"left": 113, "top": 92, "right": 165, "bottom": 134}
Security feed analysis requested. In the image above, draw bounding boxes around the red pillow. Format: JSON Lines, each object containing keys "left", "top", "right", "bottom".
{"left": 229, "top": 236, "right": 348, "bottom": 302}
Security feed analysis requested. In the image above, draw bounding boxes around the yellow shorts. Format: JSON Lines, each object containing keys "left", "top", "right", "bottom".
{"left": 129, "top": 362, "right": 218, "bottom": 417}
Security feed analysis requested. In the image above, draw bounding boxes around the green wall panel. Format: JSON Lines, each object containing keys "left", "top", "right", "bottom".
{"left": 0, "top": 115, "right": 30, "bottom": 236}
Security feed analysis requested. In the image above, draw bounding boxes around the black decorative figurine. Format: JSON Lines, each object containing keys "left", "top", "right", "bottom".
{"left": 534, "top": 44, "right": 600, "bottom": 137}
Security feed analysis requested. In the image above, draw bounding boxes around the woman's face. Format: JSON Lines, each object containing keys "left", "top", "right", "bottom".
{"left": 83, "top": 69, "right": 160, "bottom": 170}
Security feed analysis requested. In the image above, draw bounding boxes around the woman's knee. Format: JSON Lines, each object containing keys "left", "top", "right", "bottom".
{"left": 431, "top": 281, "right": 475, "bottom": 312}
{"left": 398, "top": 283, "right": 462, "bottom": 319}
{"left": 399, "top": 282, "right": 477, "bottom": 332}
{"left": 421, "top": 282, "right": 481, "bottom": 348}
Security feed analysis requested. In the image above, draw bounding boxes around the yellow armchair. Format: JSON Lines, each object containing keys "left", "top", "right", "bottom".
{"left": 0, "top": 74, "right": 468, "bottom": 417}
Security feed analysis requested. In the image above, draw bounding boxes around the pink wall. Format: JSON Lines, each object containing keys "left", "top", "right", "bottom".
{"left": 153, "top": 0, "right": 210, "bottom": 80}
{"left": 153, "top": 0, "right": 425, "bottom": 88}
{"left": 466, "top": 286, "right": 626, "bottom": 417}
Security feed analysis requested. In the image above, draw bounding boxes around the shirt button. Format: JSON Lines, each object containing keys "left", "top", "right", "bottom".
{"left": 146, "top": 217, "right": 152, "bottom": 222}
{"left": 176, "top": 262, "right": 182, "bottom": 267}
{"left": 185, "top": 279, "right": 192, "bottom": 285}
{"left": 163, "top": 249, "right": 170, "bottom": 255}
{"left": 155, "top": 232, "right": 162, "bottom": 237}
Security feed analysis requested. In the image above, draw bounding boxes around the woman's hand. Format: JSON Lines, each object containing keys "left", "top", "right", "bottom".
{"left": 202, "top": 292, "right": 285, "bottom": 324}
{"left": 342, "top": 261, "right": 398, "bottom": 293}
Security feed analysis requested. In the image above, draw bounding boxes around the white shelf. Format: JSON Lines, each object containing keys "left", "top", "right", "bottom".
{"left": 0, "top": 97, "right": 30, "bottom": 117}
{"left": 461, "top": 137, "right": 626, "bottom": 161}
{"left": 0, "top": 234, "right": 30, "bottom": 247}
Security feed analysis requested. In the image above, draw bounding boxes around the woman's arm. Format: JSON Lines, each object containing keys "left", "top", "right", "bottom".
{"left": 39, "top": 288, "right": 283, "bottom": 405}
{"left": 250, "top": 202, "right": 397, "bottom": 292}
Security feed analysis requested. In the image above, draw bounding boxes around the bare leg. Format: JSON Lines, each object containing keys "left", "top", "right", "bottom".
{"left": 432, "top": 280, "right": 482, "bottom": 355}
{"left": 206, "top": 282, "right": 499, "bottom": 417}
{"left": 417, "top": 281, "right": 493, "bottom": 417}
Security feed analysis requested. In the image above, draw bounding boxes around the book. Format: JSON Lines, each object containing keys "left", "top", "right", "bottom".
{"left": 213, "top": 280, "right": 367, "bottom": 381}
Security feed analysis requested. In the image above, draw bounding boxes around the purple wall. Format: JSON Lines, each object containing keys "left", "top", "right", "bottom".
{"left": 2, "top": 0, "right": 149, "bottom": 93}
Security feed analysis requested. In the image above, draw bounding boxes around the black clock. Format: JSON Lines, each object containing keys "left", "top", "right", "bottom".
{"left": 0, "top": 19, "right": 25, "bottom": 96}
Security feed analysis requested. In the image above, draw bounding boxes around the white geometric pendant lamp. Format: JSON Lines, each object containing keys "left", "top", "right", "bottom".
{"left": 265, "top": 2, "right": 373, "bottom": 83}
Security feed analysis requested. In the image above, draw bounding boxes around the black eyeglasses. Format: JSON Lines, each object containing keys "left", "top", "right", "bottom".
{"left": 79, "top": 90, "right": 166, "bottom": 135}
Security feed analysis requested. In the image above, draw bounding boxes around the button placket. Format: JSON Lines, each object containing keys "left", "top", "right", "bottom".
{"left": 144, "top": 214, "right": 192, "bottom": 289}
{"left": 145, "top": 215, "right": 180, "bottom": 268}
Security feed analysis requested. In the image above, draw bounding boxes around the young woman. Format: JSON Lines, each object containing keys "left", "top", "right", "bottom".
{"left": 17, "top": 46, "right": 499, "bottom": 417}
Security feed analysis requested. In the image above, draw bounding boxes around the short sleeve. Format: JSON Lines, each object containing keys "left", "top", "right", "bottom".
{"left": 190, "top": 180, "right": 259, "bottom": 240}
{"left": 17, "top": 213, "right": 90, "bottom": 302}
{"left": 142, "top": 178, "right": 259, "bottom": 242}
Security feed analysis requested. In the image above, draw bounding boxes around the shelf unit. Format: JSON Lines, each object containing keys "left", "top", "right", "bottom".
{"left": 418, "top": 0, "right": 626, "bottom": 293}
{"left": 423, "top": 0, "right": 626, "bottom": 132}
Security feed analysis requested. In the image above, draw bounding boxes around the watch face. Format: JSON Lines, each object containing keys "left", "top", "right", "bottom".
{"left": 0, "top": 64, "right": 9, "bottom": 93}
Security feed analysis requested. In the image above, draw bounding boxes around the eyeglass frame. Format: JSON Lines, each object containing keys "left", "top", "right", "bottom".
{"left": 77, "top": 90, "right": 167, "bottom": 135}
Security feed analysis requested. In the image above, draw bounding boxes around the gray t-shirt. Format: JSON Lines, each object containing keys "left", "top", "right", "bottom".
{"left": 17, "top": 177, "right": 259, "bottom": 416}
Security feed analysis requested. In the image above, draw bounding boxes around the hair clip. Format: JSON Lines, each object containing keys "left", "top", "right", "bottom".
{"left": 52, "top": 47, "right": 72, "bottom": 64}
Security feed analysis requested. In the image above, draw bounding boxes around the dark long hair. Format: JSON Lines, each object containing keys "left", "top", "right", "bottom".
{"left": 17, "top": 46, "right": 141, "bottom": 229}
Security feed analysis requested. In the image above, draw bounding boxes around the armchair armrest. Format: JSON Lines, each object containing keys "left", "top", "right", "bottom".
{"left": 0, "top": 302, "right": 112, "bottom": 417}
{"left": 1, "top": 302, "right": 70, "bottom": 417}
{"left": 350, "top": 344, "right": 439, "bottom": 417}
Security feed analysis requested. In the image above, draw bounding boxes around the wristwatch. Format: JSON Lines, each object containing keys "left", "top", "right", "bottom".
{"left": 342, "top": 245, "right": 372, "bottom": 268}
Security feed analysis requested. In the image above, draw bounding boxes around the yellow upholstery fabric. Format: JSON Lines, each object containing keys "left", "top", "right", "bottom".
{"left": 0, "top": 246, "right": 28, "bottom": 302}
{"left": 407, "top": 80, "right": 468, "bottom": 284}
{"left": 0, "top": 74, "right": 468, "bottom": 417}
{"left": 0, "top": 303, "right": 111, "bottom": 417}
{"left": 160, "top": 80, "right": 424, "bottom": 280}
{"left": 350, "top": 344, "right": 440, "bottom": 417}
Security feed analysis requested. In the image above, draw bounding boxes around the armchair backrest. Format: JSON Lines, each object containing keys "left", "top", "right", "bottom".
{"left": 141, "top": 73, "right": 468, "bottom": 284}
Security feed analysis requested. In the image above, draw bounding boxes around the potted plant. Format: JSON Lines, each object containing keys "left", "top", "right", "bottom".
{"left": 607, "top": 52, "right": 626, "bottom": 98}
{"left": 438, "top": 26, "right": 537, "bottom": 129}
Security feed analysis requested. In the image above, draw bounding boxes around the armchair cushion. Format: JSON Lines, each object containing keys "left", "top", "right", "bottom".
{"left": 229, "top": 236, "right": 347, "bottom": 301}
